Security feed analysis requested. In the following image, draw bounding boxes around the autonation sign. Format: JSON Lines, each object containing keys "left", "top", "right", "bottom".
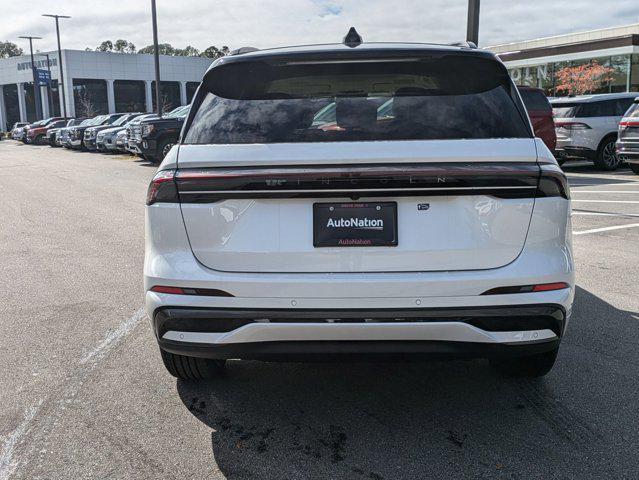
{"left": 17, "top": 57, "right": 57, "bottom": 71}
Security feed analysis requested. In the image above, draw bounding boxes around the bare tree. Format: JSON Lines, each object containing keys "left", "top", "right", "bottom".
{"left": 77, "top": 89, "right": 97, "bottom": 118}
{"left": 160, "top": 94, "right": 173, "bottom": 115}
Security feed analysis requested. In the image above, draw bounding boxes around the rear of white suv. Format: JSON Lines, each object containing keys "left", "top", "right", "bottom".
{"left": 552, "top": 93, "right": 636, "bottom": 170}
{"left": 145, "top": 42, "right": 574, "bottom": 380}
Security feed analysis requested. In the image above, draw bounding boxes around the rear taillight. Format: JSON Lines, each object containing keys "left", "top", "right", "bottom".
{"left": 557, "top": 122, "right": 591, "bottom": 130}
{"left": 619, "top": 121, "right": 639, "bottom": 128}
{"left": 481, "top": 282, "right": 569, "bottom": 295}
{"left": 146, "top": 169, "right": 179, "bottom": 205}
{"left": 150, "top": 285, "right": 234, "bottom": 296}
{"left": 537, "top": 163, "right": 570, "bottom": 199}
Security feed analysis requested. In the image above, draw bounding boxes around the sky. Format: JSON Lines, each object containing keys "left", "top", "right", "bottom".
{"left": 1, "top": 0, "right": 638, "bottom": 55}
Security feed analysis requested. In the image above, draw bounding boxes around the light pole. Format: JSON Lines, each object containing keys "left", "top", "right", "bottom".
{"left": 19, "top": 35, "right": 43, "bottom": 121}
{"left": 42, "top": 14, "right": 71, "bottom": 118}
{"left": 151, "top": 0, "right": 162, "bottom": 115}
{"left": 466, "top": 0, "right": 480, "bottom": 46}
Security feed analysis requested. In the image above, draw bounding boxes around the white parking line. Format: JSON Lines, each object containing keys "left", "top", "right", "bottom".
{"left": 570, "top": 183, "right": 639, "bottom": 187}
{"left": 79, "top": 306, "right": 146, "bottom": 365}
{"left": 573, "top": 223, "right": 639, "bottom": 235}
{"left": 572, "top": 211, "right": 639, "bottom": 217}
{"left": 571, "top": 190, "right": 639, "bottom": 193}
{"left": 0, "top": 400, "right": 43, "bottom": 480}
{"left": 571, "top": 200, "right": 639, "bottom": 204}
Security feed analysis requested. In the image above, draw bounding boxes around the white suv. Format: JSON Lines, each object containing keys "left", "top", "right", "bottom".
{"left": 145, "top": 39, "right": 574, "bottom": 380}
{"left": 551, "top": 92, "right": 637, "bottom": 170}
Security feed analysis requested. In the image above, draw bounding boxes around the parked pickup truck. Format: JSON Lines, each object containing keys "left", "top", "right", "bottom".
{"left": 128, "top": 105, "right": 189, "bottom": 162}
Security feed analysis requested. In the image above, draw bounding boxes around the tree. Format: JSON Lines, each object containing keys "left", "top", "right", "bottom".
{"left": 201, "top": 45, "right": 230, "bottom": 59}
{"left": 76, "top": 89, "right": 97, "bottom": 118}
{"left": 138, "top": 43, "right": 176, "bottom": 56}
{"left": 96, "top": 40, "right": 114, "bottom": 52}
{"left": 0, "top": 41, "right": 23, "bottom": 58}
{"left": 175, "top": 45, "right": 200, "bottom": 57}
{"left": 114, "top": 39, "right": 136, "bottom": 54}
{"left": 96, "top": 39, "right": 136, "bottom": 53}
{"left": 137, "top": 44, "right": 229, "bottom": 58}
{"left": 555, "top": 61, "right": 615, "bottom": 96}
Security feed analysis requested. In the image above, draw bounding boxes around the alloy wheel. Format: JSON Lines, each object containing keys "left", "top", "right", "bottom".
{"left": 602, "top": 141, "right": 619, "bottom": 168}
{"left": 162, "top": 142, "right": 175, "bottom": 159}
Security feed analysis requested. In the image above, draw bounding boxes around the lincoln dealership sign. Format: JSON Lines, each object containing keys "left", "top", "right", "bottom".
{"left": 17, "top": 58, "right": 57, "bottom": 71}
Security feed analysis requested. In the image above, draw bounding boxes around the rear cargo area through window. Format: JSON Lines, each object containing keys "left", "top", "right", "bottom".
{"left": 183, "top": 54, "right": 531, "bottom": 144}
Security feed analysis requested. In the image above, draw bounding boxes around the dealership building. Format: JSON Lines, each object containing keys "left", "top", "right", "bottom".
{"left": 489, "top": 23, "right": 639, "bottom": 96}
{"left": 0, "top": 50, "right": 213, "bottom": 131}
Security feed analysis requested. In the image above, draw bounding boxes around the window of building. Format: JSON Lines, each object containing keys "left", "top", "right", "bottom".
{"left": 22, "top": 83, "right": 38, "bottom": 122}
{"left": 186, "top": 82, "right": 199, "bottom": 104}
{"left": 2, "top": 84, "right": 20, "bottom": 130}
{"left": 114, "top": 80, "right": 146, "bottom": 112}
{"left": 45, "top": 80, "right": 61, "bottom": 117}
{"left": 630, "top": 54, "right": 639, "bottom": 92}
{"left": 609, "top": 55, "right": 630, "bottom": 93}
{"left": 151, "top": 81, "right": 181, "bottom": 113}
{"left": 73, "top": 79, "right": 108, "bottom": 117}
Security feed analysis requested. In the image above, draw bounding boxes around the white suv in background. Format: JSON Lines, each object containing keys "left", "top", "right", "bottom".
{"left": 551, "top": 92, "right": 636, "bottom": 170}
{"left": 145, "top": 37, "right": 574, "bottom": 380}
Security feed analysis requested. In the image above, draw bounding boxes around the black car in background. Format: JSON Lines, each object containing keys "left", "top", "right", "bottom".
{"left": 84, "top": 113, "right": 144, "bottom": 151}
{"left": 67, "top": 113, "right": 125, "bottom": 150}
{"left": 129, "top": 105, "right": 189, "bottom": 162}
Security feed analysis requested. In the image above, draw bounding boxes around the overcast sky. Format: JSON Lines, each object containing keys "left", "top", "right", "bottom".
{"left": 2, "top": 0, "right": 638, "bottom": 54}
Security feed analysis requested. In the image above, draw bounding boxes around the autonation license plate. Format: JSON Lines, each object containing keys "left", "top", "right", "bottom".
{"left": 313, "top": 202, "right": 398, "bottom": 247}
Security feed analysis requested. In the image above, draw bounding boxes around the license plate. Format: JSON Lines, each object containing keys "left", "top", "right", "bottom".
{"left": 313, "top": 202, "right": 398, "bottom": 247}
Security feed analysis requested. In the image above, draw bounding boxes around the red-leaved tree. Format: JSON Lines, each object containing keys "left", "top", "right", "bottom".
{"left": 554, "top": 61, "right": 615, "bottom": 95}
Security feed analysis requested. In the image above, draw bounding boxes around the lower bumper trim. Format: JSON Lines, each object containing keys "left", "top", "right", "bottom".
{"left": 158, "top": 338, "right": 560, "bottom": 361}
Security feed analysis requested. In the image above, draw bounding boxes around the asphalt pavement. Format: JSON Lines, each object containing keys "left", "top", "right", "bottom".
{"left": 0, "top": 142, "right": 637, "bottom": 479}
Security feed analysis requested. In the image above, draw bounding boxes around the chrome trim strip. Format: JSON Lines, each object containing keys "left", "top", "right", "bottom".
{"left": 163, "top": 323, "right": 557, "bottom": 345}
{"left": 179, "top": 186, "right": 535, "bottom": 195}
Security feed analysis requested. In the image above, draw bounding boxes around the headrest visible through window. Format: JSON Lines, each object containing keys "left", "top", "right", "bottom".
{"left": 336, "top": 98, "right": 378, "bottom": 130}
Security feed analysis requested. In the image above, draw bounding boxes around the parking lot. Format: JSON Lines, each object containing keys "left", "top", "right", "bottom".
{"left": 0, "top": 140, "right": 638, "bottom": 479}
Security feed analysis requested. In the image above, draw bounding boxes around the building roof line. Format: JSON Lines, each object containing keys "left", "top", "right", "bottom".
{"left": 487, "top": 23, "right": 639, "bottom": 53}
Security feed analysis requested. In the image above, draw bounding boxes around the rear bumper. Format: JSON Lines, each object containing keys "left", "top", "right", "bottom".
{"left": 127, "top": 141, "right": 142, "bottom": 154}
{"left": 160, "top": 338, "right": 560, "bottom": 361}
{"left": 156, "top": 304, "right": 564, "bottom": 360}
{"left": 616, "top": 141, "right": 639, "bottom": 162}
{"left": 556, "top": 146, "right": 597, "bottom": 160}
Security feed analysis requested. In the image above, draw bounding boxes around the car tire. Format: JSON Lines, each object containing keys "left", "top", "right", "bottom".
{"left": 489, "top": 346, "right": 559, "bottom": 378}
{"left": 628, "top": 162, "right": 639, "bottom": 175}
{"left": 34, "top": 134, "right": 45, "bottom": 145}
{"left": 594, "top": 136, "right": 621, "bottom": 171}
{"left": 160, "top": 349, "right": 226, "bottom": 380}
{"left": 158, "top": 138, "right": 176, "bottom": 160}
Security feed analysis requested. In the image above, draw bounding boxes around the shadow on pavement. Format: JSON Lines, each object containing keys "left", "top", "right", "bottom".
{"left": 177, "top": 286, "right": 639, "bottom": 479}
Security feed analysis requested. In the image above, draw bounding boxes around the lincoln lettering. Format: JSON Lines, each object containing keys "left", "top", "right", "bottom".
{"left": 327, "top": 218, "right": 384, "bottom": 229}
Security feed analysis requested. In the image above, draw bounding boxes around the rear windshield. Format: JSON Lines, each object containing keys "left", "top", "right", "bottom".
{"left": 624, "top": 102, "right": 639, "bottom": 118}
{"left": 184, "top": 55, "right": 530, "bottom": 144}
{"left": 519, "top": 89, "right": 551, "bottom": 112}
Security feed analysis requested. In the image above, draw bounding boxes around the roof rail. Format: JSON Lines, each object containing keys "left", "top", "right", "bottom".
{"left": 449, "top": 41, "right": 477, "bottom": 49}
{"left": 229, "top": 47, "right": 260, "bottom": 56}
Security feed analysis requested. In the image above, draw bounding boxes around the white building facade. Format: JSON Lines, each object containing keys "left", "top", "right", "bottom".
{"left": 488, "top": 24, "right": 639, "bottom": 97}
{"left": 0, "top": 49, "right": 213, "bottom": 130}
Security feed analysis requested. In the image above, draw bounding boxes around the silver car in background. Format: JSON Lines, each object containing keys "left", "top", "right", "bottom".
{"left": 47, "top": 118, "right": 86, "bottom": 147}
{"left": 97, "top": 113, "right": 157, "bottom": 152}
{"left": 11, "top": 122, "right": 28, "bottom": 141}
